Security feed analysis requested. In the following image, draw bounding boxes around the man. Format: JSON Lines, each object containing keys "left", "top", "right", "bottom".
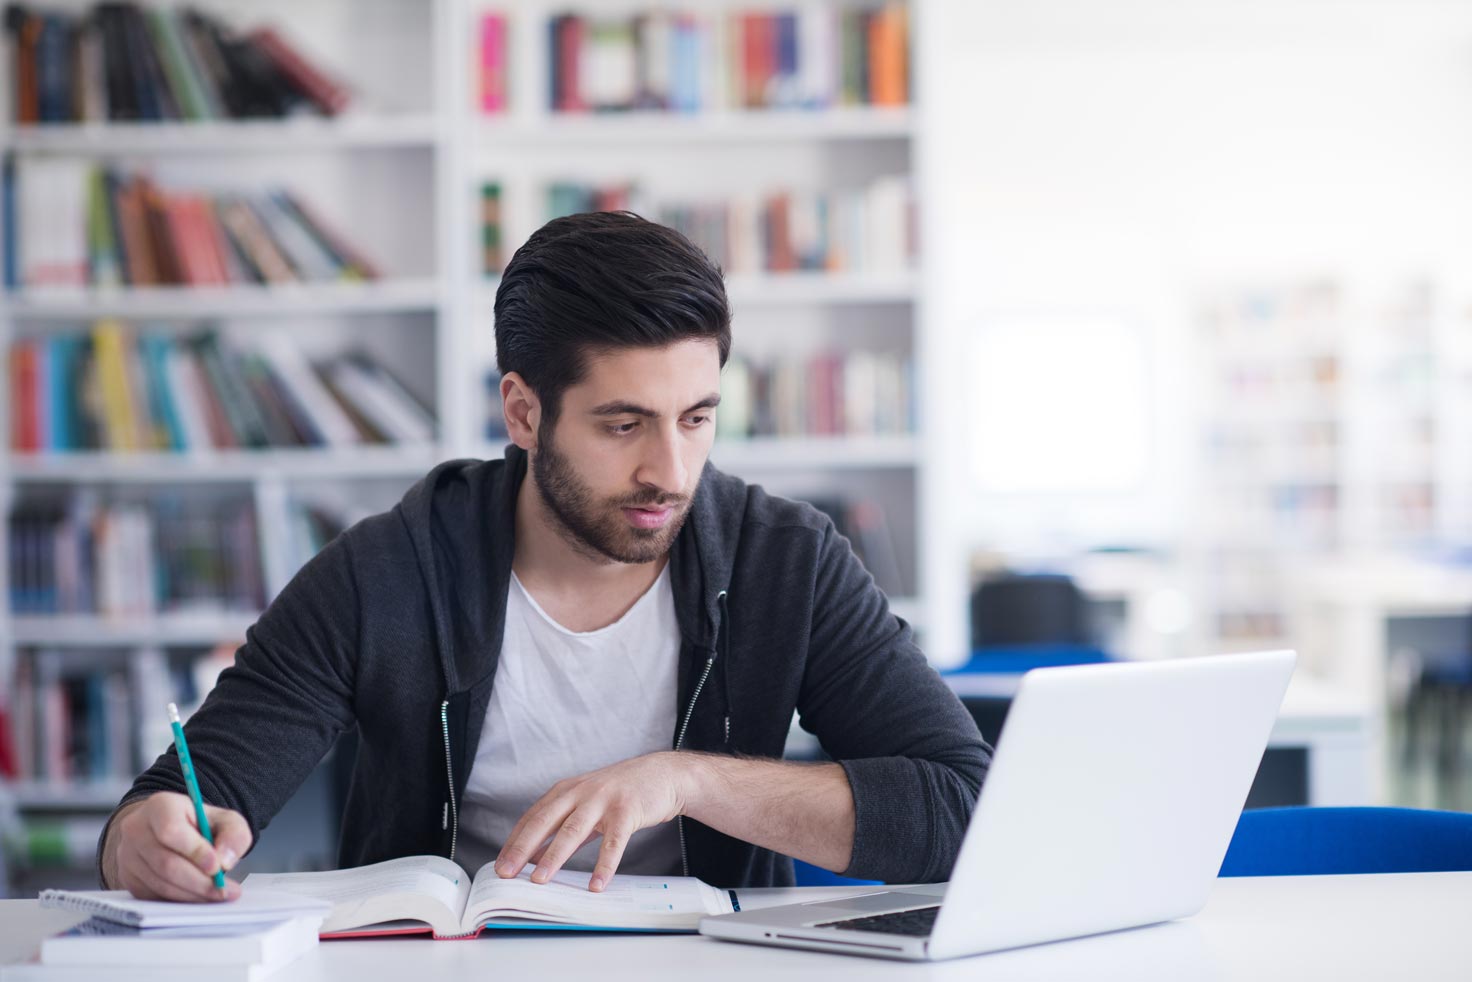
{"left": 99, "top": 212, "right": 992, "bottom": 902}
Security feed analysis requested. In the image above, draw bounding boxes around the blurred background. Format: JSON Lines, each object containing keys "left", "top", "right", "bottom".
{"left": 2, "top": 0, "right": 1470, "bottom": 895}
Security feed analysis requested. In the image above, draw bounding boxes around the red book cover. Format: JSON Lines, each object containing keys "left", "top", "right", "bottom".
{"left": 11, "top": 341, "right": 40, "bottom": 452}
{"left": 767, "top": 193, "right": 794, "bottom": 272}
{"left": 741, "top": 14, "right": 772, "bottom": 108}
{"left": 113, "top": 179, "right": 158, "bottom": 286}
{"left": 165, "top": 196, "right": 210, "bottom": 285}
{"left": 479, "top": 13, "right": 507, "bottom": 113}
{"left": 557, "top": 16, "right": 585, "bottom": 112}
{"left": 870, "top": 4, "right": 907, "bottom": 106}
{"left": 250, "top": 27, "right": 351, "bottom": 115}
{"left": 140, "top": 181, "right": 183, "bottom": 285}
{"left": 189, "top": 196, "right": 231, "bottom": 285}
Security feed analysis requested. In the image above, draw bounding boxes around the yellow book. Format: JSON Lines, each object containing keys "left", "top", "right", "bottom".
{"left": 91, "top": 319, "right": 141, "bottom": 452}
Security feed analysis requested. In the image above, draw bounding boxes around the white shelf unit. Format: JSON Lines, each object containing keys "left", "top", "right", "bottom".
{"left": 456, "top": 0, "right": 932, "bottom": 633}
{"left": 0, "top": 0, "right": 461, "bottom": 841}
{"left": 1, "top": 0, "right": 943, "bottom": 849}
{"left": 1191, "top": 276, "right": 1472, "bottom": 656}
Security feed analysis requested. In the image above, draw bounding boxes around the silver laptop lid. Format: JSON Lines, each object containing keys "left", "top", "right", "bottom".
{"left": 928, "top": 649, "right": 1295, "bottom": 960}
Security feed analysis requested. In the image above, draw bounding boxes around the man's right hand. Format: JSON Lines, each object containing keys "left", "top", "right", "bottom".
{"left": 101, "top": 792, "right": 253, "bottom": 902}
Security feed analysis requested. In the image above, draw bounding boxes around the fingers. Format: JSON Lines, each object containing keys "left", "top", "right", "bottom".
{"left": 148, "top": 802, "right": 222, "bottom": 880}
{"left": 589, "top": 815, "right": 634, "bottom": 892}
{"left": 122, "top": 845, "right": 239, "bottom": 902}
{"left": 113, "top": 793, "right": 250, "bottom": 902}
{"left": 530, "top": 809, "right": 598, "bottom": 884}
{"left": 496, "top": 793, "right": 573, "bottom": 878}
{"left": 205, "top": 804, "right": 253, "bottom": 875}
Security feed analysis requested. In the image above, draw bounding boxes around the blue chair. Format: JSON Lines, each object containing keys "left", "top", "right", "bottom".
{"left": 792, "top": 859, "right": 882, "bottom": 887}
{"left": 1219, "top": 806, "right": 1472, "bottom": 877}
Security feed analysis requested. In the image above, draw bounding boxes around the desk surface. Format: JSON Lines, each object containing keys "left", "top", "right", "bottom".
{"left": 5, "top": 872, "right": 1471, "bottom": 981}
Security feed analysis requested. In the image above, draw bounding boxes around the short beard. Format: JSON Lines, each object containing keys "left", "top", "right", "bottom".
{"left": 531, "top": 419, "right": 694, "bottom": 565}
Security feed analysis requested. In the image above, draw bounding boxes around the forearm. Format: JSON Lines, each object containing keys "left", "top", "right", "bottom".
{"left": 679, "top": 753, "right": 855, "bottom": 873}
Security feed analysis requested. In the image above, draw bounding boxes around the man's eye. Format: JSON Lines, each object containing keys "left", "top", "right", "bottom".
{"left": 609, "top": 422, "right": 638, "bottom": 435}
{"left": 685, "top": 414, "right": 710, "bottom": 426}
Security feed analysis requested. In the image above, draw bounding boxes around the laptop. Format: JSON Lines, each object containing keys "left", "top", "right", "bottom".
{"left": 699, "top": 649, "right": 1296, "bottom": 961}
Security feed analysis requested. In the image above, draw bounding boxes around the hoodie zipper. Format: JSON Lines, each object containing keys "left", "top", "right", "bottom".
{"left": 676, "top": 590, "right": 727, "bottom": 877}
{"left": 440, "top": 699, "right": 459, "bottom": 862}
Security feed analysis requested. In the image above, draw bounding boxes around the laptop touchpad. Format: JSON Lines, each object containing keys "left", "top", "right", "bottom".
{"left": 802, "top": 892, "right": 911, "bottom": 913}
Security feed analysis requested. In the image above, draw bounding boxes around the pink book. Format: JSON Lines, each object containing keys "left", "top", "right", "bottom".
{"left": 480, "top": 13, "right": 507, "bottom": 113}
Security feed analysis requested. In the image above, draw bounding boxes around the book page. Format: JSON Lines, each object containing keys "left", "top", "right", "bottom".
{"left": 462, "top": 865, "right": 732, "bottom": 932}
{"left": 244, "top": 855, "right": 471, "bottom": 937}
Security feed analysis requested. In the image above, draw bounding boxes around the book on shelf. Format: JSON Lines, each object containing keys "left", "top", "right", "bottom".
{"left": 7, "top": 491, "right": 265, "bottom": 616}
{"left": 242, "top": 855, "right": 737, "bottom": 938}
{"left": 5, "top": 644, "right": 236, "bottom": 787}
{"left": 480, "top": 181, "right": 503, "bottom": 275}
{"left": 3, "top": 2, "right": 351, "bottom": 125}
{"left": 526, "top": 175, "right": 915, "bottom": 275}
{"left": 8, "top": 815, "right": 109, "bottom": 866}
{"left": 5, "top": 650, "right": 134, "bottom": 783}
{"left": 530, "top": 3, "right": 908, "bottom": 115}
{"left": 715, "top": 350, "right": 913, "bottom": 440}
{"left": 8, "top": 324, "right": 434, "bottom": 454}
{"left": 478, "top": 12, "right": 507, "bottom": 114}
{"left": 5, "top": 160, "right": 379, "bottom": 289}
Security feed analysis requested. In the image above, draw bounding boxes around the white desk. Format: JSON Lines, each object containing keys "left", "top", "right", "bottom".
{"left": 4, "top": 873, "right": 1471, "bottom": 980}
{"left": 945, "top": 671, "right": 1374, "bottom": 806}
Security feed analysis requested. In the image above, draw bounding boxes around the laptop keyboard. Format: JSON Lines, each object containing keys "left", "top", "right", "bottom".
{"left": 814, "top": 905, "right": 941, "bottom": 936}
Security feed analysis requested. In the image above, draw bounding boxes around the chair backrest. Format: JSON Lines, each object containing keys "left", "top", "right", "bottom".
{"left": 1219, "top": 806, "right": 1472, "bottom": 876}
{"left": 970, "top": 573, "right": 1092, "bottom": 649}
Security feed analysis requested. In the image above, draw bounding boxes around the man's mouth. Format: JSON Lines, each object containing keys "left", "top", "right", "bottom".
{"left": 622, "top": 505, "right": 675, "bottom": 529}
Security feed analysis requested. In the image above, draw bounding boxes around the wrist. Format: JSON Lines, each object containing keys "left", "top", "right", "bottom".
{"left": 100, "top": 797, "right": 147, "bottom": 889}
{"left": 670, "top": 751, "right": 718, "bottom": 820}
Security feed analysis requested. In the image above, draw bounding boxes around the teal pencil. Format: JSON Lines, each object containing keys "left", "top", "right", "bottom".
{"left": 168, "top": 702, "right": 226, "bottom": 891}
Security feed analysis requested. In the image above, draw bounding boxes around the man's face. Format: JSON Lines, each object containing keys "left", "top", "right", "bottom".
{"left": 531, "top": 339, "right": 721, "bottom": 564}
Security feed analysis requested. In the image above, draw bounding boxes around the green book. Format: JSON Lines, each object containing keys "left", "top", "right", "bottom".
{"left": 146, "top": 8, "right": 213, "bottom": 121}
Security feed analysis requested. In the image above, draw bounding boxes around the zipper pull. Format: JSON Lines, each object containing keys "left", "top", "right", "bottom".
{"left": 724, "top": 715, "right": 730, "bottom": 743}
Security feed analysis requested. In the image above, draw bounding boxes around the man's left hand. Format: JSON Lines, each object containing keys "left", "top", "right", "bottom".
{"left": 494, "top": 751, "right": 696, "bottom": 892}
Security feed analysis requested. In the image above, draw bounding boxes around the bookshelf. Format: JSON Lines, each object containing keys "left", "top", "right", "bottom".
{"left": 1192, "top": 276, "right": 1472, "bottom": 656}
{"left": 0, "top": 0, "right": 457, "bottom": 891}
{"left": 457, "top": 0, "right": 929, "bottom": 620}
{"left": 1, "top": 0, "right": 936, "bottom": 887}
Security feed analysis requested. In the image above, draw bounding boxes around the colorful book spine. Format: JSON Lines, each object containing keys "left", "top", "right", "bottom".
{"left": 480, "top": 13, "right": 507, "bottom": 113}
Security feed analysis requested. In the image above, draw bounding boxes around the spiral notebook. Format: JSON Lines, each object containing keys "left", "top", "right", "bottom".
{"left": 37, "top": 888, "right": 333, "bottom": 929}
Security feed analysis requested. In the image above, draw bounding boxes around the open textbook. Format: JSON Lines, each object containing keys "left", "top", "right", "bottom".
{"left": 242, "top": 855, "right": 738, "bottom": 938}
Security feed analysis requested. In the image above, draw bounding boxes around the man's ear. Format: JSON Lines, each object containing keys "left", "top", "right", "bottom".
{"left": 501, "top": 372, "right": 541, "bottom": 450}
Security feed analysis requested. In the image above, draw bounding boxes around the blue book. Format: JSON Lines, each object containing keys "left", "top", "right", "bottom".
{"left": 140, "top": 335, "right": 188, "bottom": 451}
{"left": 48, "top": 336, "right": 73, "bottom": 452}
{"left": 2, "top": 154, "right": 16, "bottom": 289}
{"left": 774, "top": 14, "right": 799, "bottom": 107}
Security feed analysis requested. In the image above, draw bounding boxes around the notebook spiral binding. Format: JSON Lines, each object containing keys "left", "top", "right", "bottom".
{"left": 39, "top": 890, "right": 145, "bottom": 927}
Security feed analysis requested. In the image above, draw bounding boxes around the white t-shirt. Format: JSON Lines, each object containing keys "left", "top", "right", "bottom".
{"left": 457, "top": 565, "right": 684, "bottom": 878}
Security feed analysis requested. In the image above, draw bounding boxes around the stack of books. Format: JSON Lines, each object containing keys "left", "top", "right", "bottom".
{"left": 7, "top": 323, "right": 436, "bottom": 454}
{"left": 7, "top": 647, "right": 231, "bottom": 789}
{"left": 535, "top": 3, "right": 909, "bottom": 114}
{"left": 4, "top": 160, "right": 378, "bottom": 289}
{"left": 7, "top": 492, "right": 265, "bottom": 616}
{"left": 717, "top": 350, "right": 914, "bottom": 439}
{"left": 537, "top": 176, "right": 916, "bottom": 275}
{"left": 5, "top": 2, "right": 350, "bottom": 124}
{"left": 0, "top": 889, "right": 333, "bottom": 981}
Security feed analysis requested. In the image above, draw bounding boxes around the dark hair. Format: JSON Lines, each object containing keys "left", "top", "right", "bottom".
{"left": 493, "top": 211, "right": 732, "bottom": 421}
